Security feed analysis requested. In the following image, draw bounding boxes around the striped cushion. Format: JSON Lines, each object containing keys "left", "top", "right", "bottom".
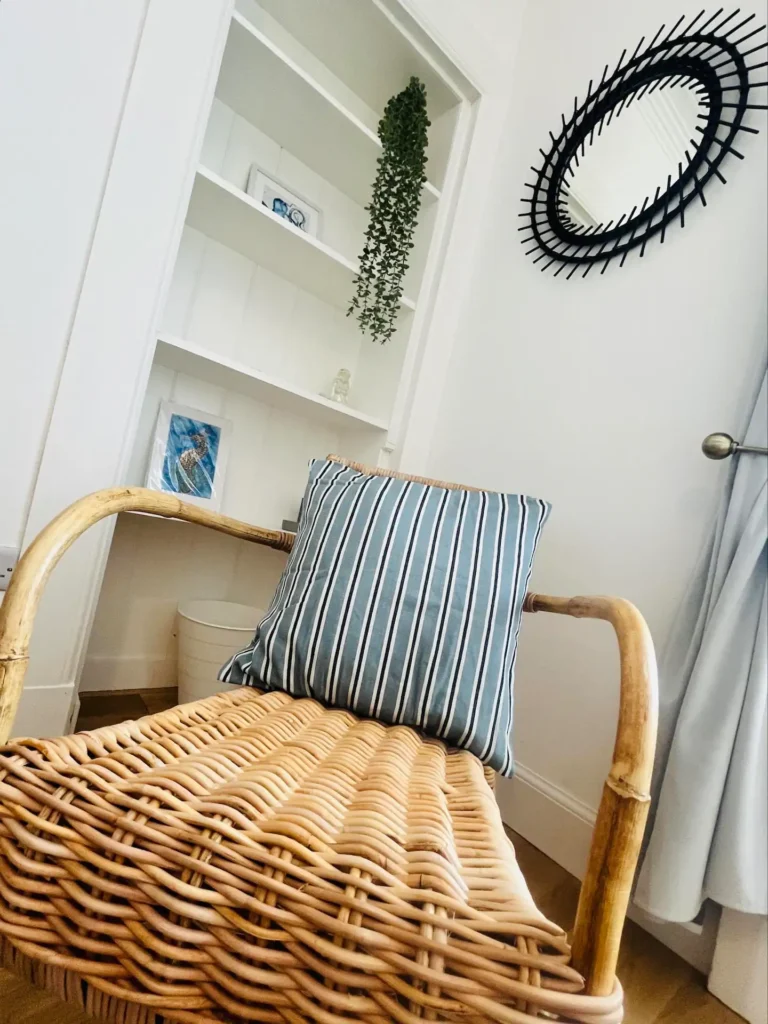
{"left": 219, "top": 459, "right": 550, "bottom": 775}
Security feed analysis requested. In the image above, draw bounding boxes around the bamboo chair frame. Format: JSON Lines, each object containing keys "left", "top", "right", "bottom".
{"left": 0, "top": 461, "right": 657, "bottom": 1019}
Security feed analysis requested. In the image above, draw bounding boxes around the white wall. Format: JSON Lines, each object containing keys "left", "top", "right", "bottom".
{"left": 82, "top": 513, "right": 287, "bottom": 693}
{"left": 0, "top": 0, "right": 148, "bottom": 551}
{"left": 405, "top": 0, "right": 525, "bottom": 91}
{"left": 394, "top": 0, "right": 529, "bottom": 469}
{"left": 423, "top": 0, "right": 767, "bottom": 833}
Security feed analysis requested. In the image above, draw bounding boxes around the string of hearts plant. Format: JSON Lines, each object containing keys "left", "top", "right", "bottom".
{"left": 348, "top": 77, "right": 429, "bottom": 345}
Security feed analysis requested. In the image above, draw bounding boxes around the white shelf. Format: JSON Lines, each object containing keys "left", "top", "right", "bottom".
{"left": 217, "top": 10, "right": 441, "bottom": 210}
{"left": 186, "top": 166, "right": 416, "bottom": 314}
{"left": 155, "top": 333, "right": 390, "bottom": 432}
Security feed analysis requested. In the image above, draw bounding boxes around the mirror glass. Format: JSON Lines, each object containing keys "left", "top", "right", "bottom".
{"left": 560, "top": 79, "right": 704, "bottom": 230}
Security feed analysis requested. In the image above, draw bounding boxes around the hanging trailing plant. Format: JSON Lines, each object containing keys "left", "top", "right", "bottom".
{"left": 348, "top": 76, "right": 429, "bottom": 345}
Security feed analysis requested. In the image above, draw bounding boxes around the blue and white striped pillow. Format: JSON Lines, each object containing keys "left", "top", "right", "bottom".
{"left": 220, "top": 459, "right": 550, "bottom": 775}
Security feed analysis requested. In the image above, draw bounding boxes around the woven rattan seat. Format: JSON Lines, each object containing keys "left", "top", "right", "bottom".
{"left": 0, "top": 688, "right": 623, "bottom": 1023}
{"left": 0, "top": 462, "right": 657, "bottom": 1022}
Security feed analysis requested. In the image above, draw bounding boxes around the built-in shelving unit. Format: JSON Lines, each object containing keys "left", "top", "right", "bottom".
{"left": 122, "top": 0, "right": 478, "bottom": 530}
{"left": 124, "top": 0, "right": 475, "bottom": 527}
{"left": 83, "top": 0, "right": 478, "bottom": 697}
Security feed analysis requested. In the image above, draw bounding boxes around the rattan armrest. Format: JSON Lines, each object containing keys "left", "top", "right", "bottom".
{"left": 524, "top": 594, "right": 658, "bottom": 993}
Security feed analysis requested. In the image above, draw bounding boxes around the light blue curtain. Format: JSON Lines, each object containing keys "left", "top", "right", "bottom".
{"left": 635, "top": 369, "right": 767, "bottom": 923}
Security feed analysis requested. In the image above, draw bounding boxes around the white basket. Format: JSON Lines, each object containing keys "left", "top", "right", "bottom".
{"left": 177, "top": 600, "right": 262, "bottom": 704}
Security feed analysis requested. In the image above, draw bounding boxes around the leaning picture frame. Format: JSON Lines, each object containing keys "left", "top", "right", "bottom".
{"left": 146, "top": 401, "right": 232, "bottom": 510}
{"left": 246, "top": 165, "right": 321, "bottom": 237}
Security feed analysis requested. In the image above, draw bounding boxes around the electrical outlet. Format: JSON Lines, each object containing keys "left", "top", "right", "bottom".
{"left": 0, "top": 546, "right": 19, "bottom": 592}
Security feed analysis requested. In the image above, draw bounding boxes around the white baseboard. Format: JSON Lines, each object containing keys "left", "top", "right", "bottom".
{"left": 80, "top": 654, "right": 176, "bottom": 692}
{"left": 496, "top": 764, "right": 717, "bottom": 975}
{"left": 709, "top": 909, "right": 768, "bottom": 1024}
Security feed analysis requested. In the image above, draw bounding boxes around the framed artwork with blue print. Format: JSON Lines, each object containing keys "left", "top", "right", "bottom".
{"left": 247, "top": 165, "right": 321, "bottom": 238}
{"left": 146, "top": 401, "right": 231, "bottom": 510}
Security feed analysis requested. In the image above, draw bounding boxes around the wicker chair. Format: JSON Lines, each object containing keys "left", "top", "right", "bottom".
{"left": 0, "top": 459, "right": 657, "bottom": 1023}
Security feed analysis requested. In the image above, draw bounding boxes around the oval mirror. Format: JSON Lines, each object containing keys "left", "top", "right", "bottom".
{"left": 520, "top": 9, "right": 766, "bottom": 277}
{"left": 562, "top": 80, "right": 703, "bottom": 232}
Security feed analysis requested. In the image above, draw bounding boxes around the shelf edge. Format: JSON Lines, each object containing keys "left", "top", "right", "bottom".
{"left": 155, "top": 333, "right": 391, "bottom": 432}
{"left": 195, "top": 165, "right": 418, "bottom": 311}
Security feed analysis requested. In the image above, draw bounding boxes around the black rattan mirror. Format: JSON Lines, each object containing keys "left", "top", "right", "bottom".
{"left": 520, "top": 10, "right": 767, "bottom": 277}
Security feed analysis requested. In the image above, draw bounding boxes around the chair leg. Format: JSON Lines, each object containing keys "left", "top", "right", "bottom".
{"left": 524, "top": 592, "right": 658, "bottom": 996}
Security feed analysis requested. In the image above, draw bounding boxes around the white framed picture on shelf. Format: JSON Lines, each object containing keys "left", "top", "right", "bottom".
{"left": 247, "top": 165, "right": 321, "bottom": 237}
{"left": 146, "top": 401, "right": 232, "bottom": 510}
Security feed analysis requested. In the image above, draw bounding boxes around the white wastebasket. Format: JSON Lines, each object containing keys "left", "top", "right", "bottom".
{"left": 177, "top": 600, "right": 263, "bottom": 703}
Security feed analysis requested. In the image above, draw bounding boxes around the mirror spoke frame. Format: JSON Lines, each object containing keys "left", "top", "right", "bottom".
{"left": 521, "top": 12, "right": 766, "bottom": 273}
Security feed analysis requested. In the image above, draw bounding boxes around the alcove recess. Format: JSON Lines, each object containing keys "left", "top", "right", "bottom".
{"left": 82, "top": 0, "right": 472, "bottom": 694}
